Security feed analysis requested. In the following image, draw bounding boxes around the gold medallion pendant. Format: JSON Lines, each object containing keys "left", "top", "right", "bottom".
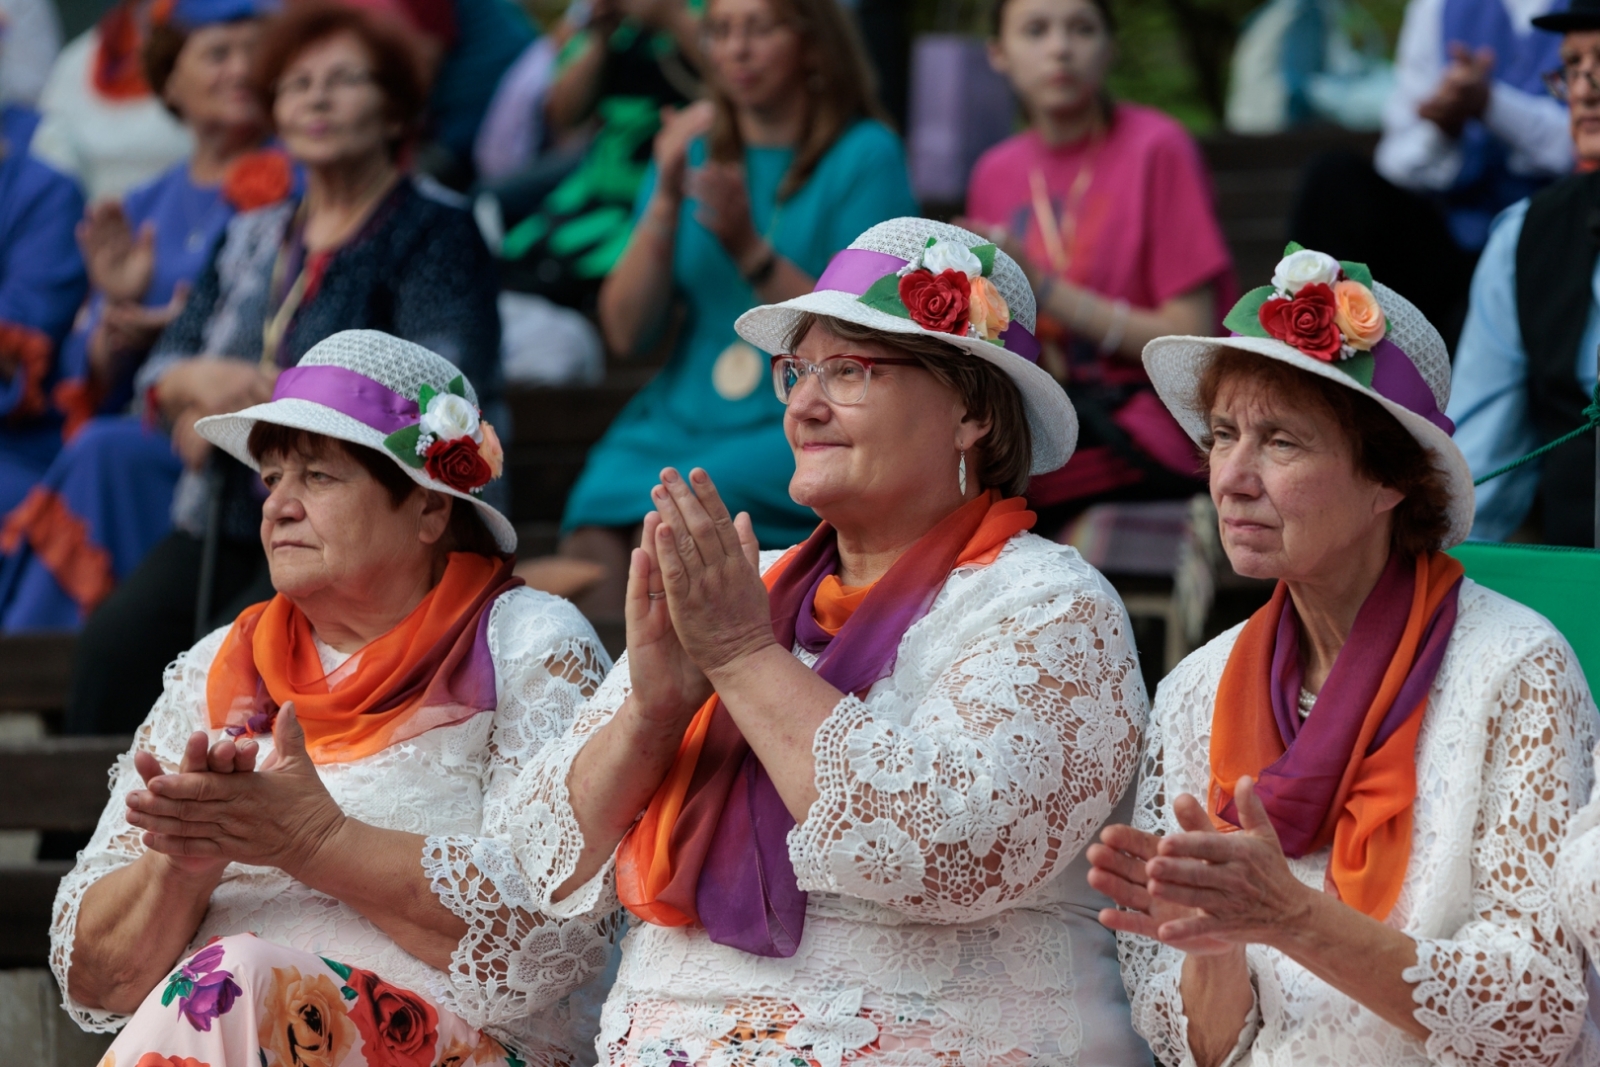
{"left": 711, "top": 340, "right": 764, "bottom": 401}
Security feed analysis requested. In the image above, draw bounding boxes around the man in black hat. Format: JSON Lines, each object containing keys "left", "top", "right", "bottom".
{"left": 1447, "top": 0, "right": 1600, "bottom": 545}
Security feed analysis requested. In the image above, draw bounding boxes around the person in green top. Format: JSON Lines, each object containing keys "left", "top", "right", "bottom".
{"left": 554, "top": 0, "right": 917, "bottom": 618}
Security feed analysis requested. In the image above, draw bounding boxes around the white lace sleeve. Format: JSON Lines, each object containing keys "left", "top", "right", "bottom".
{"left": 787, "top": 585, "right": 1146, "bottom": 923}
{"left": 420, "top": 589, "right": 621, "bottom": 1028}
{"left": 48, "top": 628, "right": 228, "bottom": 1033}
{"left": 1403, "top": 631, "right": 1595, "bottom": 1067}
{"left": 1557, "top": 746, "right": 1600, "bottom": 963}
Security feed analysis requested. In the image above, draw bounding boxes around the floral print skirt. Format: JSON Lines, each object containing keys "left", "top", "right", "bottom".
{"left": 98, "top": 934, "right": 524, "bottom": 1067}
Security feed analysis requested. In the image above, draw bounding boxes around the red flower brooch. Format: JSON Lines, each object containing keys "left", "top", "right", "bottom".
{"left": 382, "top": 377, "right": 504, "bottom": 495}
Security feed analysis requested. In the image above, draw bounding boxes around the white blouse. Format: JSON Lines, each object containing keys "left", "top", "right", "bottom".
{"left": 514, "top": 533, "right": 1154, "bottom": 1067}
{"left": 1123, "top": 580, "right": 1600, "bottom": 1067}
{"left": 50, "top": 587, "right": 619, "bottom": 1065}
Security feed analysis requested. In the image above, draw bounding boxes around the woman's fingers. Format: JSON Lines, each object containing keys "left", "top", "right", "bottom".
{"left": 687, "top": 468, "right": 747, "bottom": 561}
{"left": 132, "top": 749, "right": 166, "bottom": 787}
{"left": 1097, "top": 822, "right": 1162, "bottom": 861}
{"left": 1147, "top": 876, "right": 1233, "bottom": 912}
{"left": 1171, "top": 792, "right": 1215, "bottom": 834}
{"left": 1086, "top": 842, "right": 1151, "bottom": 887}
{"left": 206, "top": 738, "right": 238, "bottom": 773}
{"left": 653, "top": 513, "right": 691, "bottom": 596}
{"left": 1156, "top": 830, "right": 1244, "bottom": 863}
{"left": 651, "top": 473, "right": 704, "bottom": 571}
{"left": 1086, "top": 862, "right": 1154, "bottom": 915}
{"left": 659, "top": 468, "right": 728, "bottom": 564}
{"left": 1097, "top": 906, "right": 1165, "bottom": 941}
{"left": 178, "top": 730, "right": 210, "bottom": 774}
{"left": 235, "top": 739, "right": 258, "bottom": 773}
{"left": 142, "top": 831, "right": 225, "bottom": 859}
{"left": 735, "top": 511, "right": 759, "bottom": 570}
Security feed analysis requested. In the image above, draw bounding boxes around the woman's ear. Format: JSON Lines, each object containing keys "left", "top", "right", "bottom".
{"left": 417, "top": 490, "right": 452, "bottom": 545}
{"left": 956, "top": 413, "right": 995, "bottom": 454}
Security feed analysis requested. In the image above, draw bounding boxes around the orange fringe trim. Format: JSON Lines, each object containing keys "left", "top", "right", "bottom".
{"left": 0, "top": 487, "right": 115, "bottom": 612}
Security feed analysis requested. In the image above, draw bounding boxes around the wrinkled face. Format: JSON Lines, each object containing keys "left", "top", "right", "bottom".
{"left": 1206, "top": 371, "right": 1401, "bottom": 583}
{"left": 990, "top": 0, "right": 1114, "bottom": 120}
{"left": 259, "top": 441, "right": 436, "bottom": 601}
{"left": 784, "top": 324, "right": 974, "bottom": 521}
{"left": 704, "top": 0, "right": 807, "bottom": 114}
{"left": 1563, "top": 30, "right": 1600, "bottom": 162}
{"left": 273, "top": 31, "right": 397, "bottom": 169}
{"left": 166, "top": 21, "right": 264, "bottom": 131}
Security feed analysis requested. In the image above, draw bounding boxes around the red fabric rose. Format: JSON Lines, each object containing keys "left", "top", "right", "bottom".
{"left": 346, "top": 969, "right": 439, "bottom": 1067}
{"left": 423, "top": 435, "right": 493, "bottom": 492}
{"left": 898, "top": 268, "right": 971, "bottom": 335}
{"left": 1258, "top": 282, "right": 1343, "bottom": 361}
{"left": 222, "top": 149, "right": 293, "bottom": 212}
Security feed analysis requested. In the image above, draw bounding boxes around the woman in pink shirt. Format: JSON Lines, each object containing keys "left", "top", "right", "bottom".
{"left": 963, "top": 0, "right": 1234, "bottom": 510}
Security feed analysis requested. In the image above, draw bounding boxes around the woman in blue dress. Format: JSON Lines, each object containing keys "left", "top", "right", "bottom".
{"left": 555, "top": 0, "right": 917, "bottom": 617}
{"left": 0, "top": 0, "right": 285, "bottom": 633}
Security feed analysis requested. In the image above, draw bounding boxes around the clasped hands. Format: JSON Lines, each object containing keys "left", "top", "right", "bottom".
{"left": 124, "top": 703, "right": 349, "bottom": 880}
{"left": 1086, "top": 776, "right": 1317, "bottom": 956}
{"left": 1418, "top": 42, "right": 1495, "bottom": 138}
{"left": 625, "top": 467, "right": 773, "bottom": 725}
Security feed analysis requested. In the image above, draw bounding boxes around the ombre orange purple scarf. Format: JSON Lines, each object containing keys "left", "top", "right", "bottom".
{"left": 206, "top": 553, "right": 522, "bottom": 764}
{"left": 1208, "top": 551, "right": 1464, "bottom": 919}
{"left": 617, "top": 492, "right": 1035, "bottom": 956}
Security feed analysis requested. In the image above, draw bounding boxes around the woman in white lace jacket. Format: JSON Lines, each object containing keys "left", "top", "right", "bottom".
{"left": 512, "top": 219, "right": 1152, "bottom": 1067}
{"left": 1087, "top": 251, "right": 1600, "bottom": 1067}
{"left": 50, "top": 332, "right": 616, "bottom": 1066}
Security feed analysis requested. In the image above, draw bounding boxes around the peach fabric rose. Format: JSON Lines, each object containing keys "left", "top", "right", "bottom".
{"left": 1333, "top": 280, "right": 1386, "bottom": 351}
{"left": 967, "top": 276, "right": 1011, "bottom": 342}
{"left": 476, "top": 422, "right": 504, "bottom": 480}
{"left": 257, "top": 966, "right": 356, "bottom": 1067}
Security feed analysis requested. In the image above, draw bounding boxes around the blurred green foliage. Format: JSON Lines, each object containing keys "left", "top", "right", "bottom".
{"left": 907, "top": 0, "right": 1408, "bottom": 133}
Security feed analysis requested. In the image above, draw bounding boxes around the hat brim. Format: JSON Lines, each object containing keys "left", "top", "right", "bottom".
{"left": 1530, "top": 12, "right": 1600, "bottom": 31}
{"left": 195, "top": 398, "right": 518, "bottom": 553}
{"left": 1142, "top": 334, "right": 1475, "bottom": 548}
{"left": 734, "top": 291, "right": 1078, "bottom": 475}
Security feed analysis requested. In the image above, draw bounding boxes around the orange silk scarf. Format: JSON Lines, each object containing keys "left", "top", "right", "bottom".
{"left": 206, "top": 552, "right": 518, "bottom": 764}
{"left": 1208, "top": 551, "right": 1464, "bottom": 919}
{"left": 617, "top": 493, "right": 1034, "bottom": 928}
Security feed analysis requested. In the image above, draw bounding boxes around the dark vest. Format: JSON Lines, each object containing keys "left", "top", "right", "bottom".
{"left": 1513, "top": 170, "right": 1600, "bottom": 546}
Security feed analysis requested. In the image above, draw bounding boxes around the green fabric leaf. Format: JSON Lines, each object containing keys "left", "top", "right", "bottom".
{"left": 505, "top": 1052, "right": 527, "bottom": 1067}
{"left": 320, "top": 957, "right": 353, "bottom": 981}
{"left": 858, "top": 273, "right": 911, "bottom": 319}
{"left": 924, "top": 236, "right": 937, "bottom": 248}
{"left": 417, "top": 382, "right": 438, "bottom": 412}
{"left": 1283, "top": 240, "right": 1305, "bottom": 256}
{"left": 383, "top": 426, "right": 426, "bottom": 469}
{"left": 972, "top": 243, "right": 997, "bottom": 277}
{"left": 446, "top": 375, "right": 466, "bottom": 399}
{"left": 1340, "top": 259, "right": 1374, "bottom": 288}
{"left": 341, "top": 986, "right": 357, "bottom": 1001}
{"left": 1332, "top": 352, "right": 1375, "bottom": 388}
{"left": 1222, "top": 286, "right": 1277, "bottom": 337}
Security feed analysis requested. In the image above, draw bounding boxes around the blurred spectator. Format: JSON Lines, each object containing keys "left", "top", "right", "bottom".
{"left": 30, "top": 0, "right": 195, "bottom": 199}
{"left": 1290, "top": 0, "right": 1570, "bottom": 347}
{"left": 962, "top": 0, "right": 1233, "bottom": 524}
{"left": 0, "top": 103, "right": 85, "bottom": 516}
{"left": 495, "top": 0, "right": 703, "bottom": 314}
{"left": 0, "top": 0, "right": 285, "bottom": 635}
{"left": 0, "top": 0, "right": 63, "bottom": 106}
{"left": 421, "top": 0, "right": 536, "bottom": 186}
{"left": 1447, "top": 0, "right": 1600, "bottom": 545}
{"left": 65, "top": 1, "right": 500, "bottom": 734}
{"left": 548, "top": 0, "right": 916, "bottom": 619}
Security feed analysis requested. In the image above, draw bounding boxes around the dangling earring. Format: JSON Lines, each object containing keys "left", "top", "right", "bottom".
{"left": 958, "top": 450, "right": 967, "bottom": 496}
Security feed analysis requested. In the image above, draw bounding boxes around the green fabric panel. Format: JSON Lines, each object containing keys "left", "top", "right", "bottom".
{"left": 1448, "top": 542, "right": 1600, "bottom": 683}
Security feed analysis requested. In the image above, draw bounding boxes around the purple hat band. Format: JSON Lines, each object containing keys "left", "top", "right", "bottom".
{"left": 271, "top": 364, "right": 420, "bottom": 434}
{"left": 1227, "top": 333, "right": 1454, "bottom": 436}
{"left": 814, "top": 248, "right": 1042, "bottom": 363}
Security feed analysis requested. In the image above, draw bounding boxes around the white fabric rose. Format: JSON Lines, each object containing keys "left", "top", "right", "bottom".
{"left": 1271, "top": 249, "right": 1341, "bottom": 295}
{"left": 921, "top": 239, "right": 984, "bottom": 279}
{"left": 419, "top": 392, "right": 480, "bottom": 441}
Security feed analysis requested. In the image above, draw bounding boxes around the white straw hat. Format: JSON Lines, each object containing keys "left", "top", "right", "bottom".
{"left": 1142, "top": 248, "right": 1474, "bottom": 548}
{"left": 195, "top": 329, "right": 516, "bottom": 552}
{"left": 734, "top": 217, "right": 1078, "bottom": 475}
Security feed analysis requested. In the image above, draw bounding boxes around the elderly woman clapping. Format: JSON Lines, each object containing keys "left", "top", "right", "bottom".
{"left": 1088, "top": 250, "right": 1600, "bottom": 1066}
{"left": 512, "top": 219, "right": 1153, "bottom": 1065}
{"left": 52, "top": 332, "right": 613, "bottom": 1065}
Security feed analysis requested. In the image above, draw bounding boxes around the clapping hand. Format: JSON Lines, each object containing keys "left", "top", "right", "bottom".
{"left": 125, "top": 704, "right": 348, "bottom": 879}
{"left": 652, "top": 100, "right": 715, "bottom": 203}
{"left": 78, "top": 200, "right": 156, "bottom": 305}
{"left": 687, "top": 161, "right": 759, "bottom": 264}
{"left": 1418, "top": 43, "right": 1495, "bottom": 137}
{"left": 624, "top": 509, "right": 716, "bottom": 727}
{"left": 130, "top": 729, "right": 259, "bottom": 875}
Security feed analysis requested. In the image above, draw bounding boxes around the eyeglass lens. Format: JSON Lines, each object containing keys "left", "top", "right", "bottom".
{"left": 771, "top": 357, "right": 872, "bottom": 406}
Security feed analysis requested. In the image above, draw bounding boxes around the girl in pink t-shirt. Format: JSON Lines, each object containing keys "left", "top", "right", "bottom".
{"left": 962, "top": 0, "right": 1234, "bottom": 509}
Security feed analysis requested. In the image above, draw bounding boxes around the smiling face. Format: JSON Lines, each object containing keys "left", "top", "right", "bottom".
{"left": 1205, "top": 367, "right": 1403, "bottom": 584}
{"left": 703, "top": 0, "right": 807, "bottom": 114}
{"left": 258, "top": 438, "right": 446, "bottom": 603}
{"left": 989, "top": 0, "right": 1114, "bottom": 124}
{"left": 784, "top": 323, "right": 989, "bottom": 534}
{"left": 164, "top": 21, "right": 265, "bottom": 132}
{"left": 1563, "top": 30, "right": 1600, "bottom": 163}
{"left": 272, "top": 31, "right": 398, "bottom": 169}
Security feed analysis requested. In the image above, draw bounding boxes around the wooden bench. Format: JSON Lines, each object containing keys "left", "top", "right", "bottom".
{"left": 0, "top": 736, "right": 128, "bottom": 968}
{"left": 0, "top": 634, "right": 76, "bottom": 714}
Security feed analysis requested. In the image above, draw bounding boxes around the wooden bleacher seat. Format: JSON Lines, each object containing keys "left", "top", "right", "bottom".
{"left": 0, "top": 634, "right": 76, "bottom": 714}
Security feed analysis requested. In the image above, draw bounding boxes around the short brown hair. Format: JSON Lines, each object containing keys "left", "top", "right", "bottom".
{"left": 246, "top": 424, "right": 501, "bottom": 558}
{"left": 143, "top": 21, "right": 191, "bottom": 117}
{"left": 252, "top": 3, "right": 428, "bottom": 159}
{"left": 1196, "top": 348, "right": 1453, "bottom": 558}
{"left": 784, "top": 313, "right": 1034, "bottom": 496}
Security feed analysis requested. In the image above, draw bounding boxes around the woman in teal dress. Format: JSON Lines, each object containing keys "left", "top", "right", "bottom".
{"left": 555, "top": 0, "right": 916, "bottom": 616}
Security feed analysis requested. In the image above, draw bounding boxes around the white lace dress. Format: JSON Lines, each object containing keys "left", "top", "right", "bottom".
{"left": 1123, "top": 579, "right": 1600, "bottom": 1067}
{"left": 514, "top": 533, "right": 1153, "bottom": 1067}
{"left": 50, "top": 587, "right": 620, "bottom": 1064}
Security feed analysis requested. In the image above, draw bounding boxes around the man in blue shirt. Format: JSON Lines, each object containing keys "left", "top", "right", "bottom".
{"left": 1448, "top": 0, "right": 1600, "bottom": 544}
